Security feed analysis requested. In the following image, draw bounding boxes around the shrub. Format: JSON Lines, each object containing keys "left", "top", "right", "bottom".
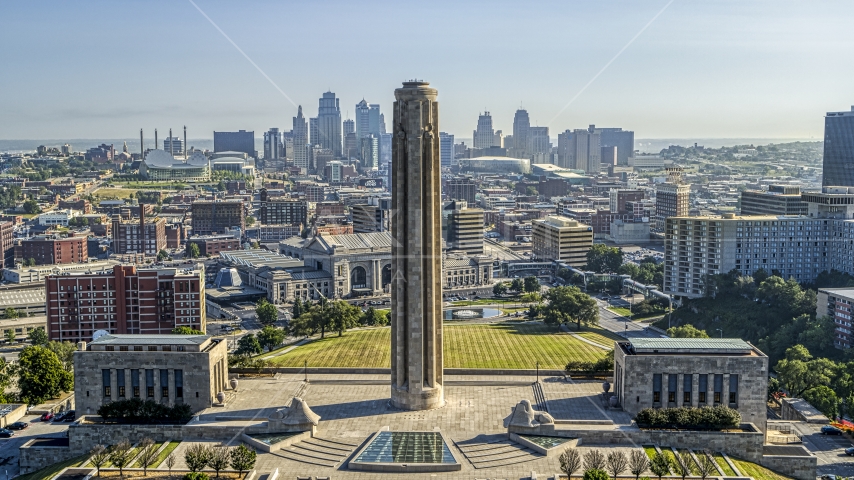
{"left": 184, "top": 473, "right": 210, "bottom": 480}
{"left": 635, "top": 405, "right": 741, "bottom": 430}
{"left": 583, "top": 468, "right": 610, "bottom": 480}
{"left": 97, "top": 398, "right": 193, "bottom": 424}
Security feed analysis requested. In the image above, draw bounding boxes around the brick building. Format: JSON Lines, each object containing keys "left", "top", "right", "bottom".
{"left": 58, "top": 199, "right": 92, "bottom": 214}
{"left": 20, "top": 235, "right": 88, "bottom": 265}
{"left": 191, "top": 200, "right": 245, "bottom": 236}
{"left": 45, "top": 264, "right": 206, "bottom": 343}
{"left": 111, "top": 216, "right": 166, "bottom": 255}
{"left": 0, "top": 220, "right": 13, "bottom": 269}
{"left": 165, "top": 223, "right": 187, "bottom": 249}
{"left": 259, "top": 191, "right": 308, "bottom": 227}
{"left": 187, "top": 235, "right": 241, "bottom": 256}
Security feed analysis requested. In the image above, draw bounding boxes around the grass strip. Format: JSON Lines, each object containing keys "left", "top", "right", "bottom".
{"left": 712, "top": 452, "right": 736, "bottom": 476}
{"left": 17, "top": 454, "right": 89, "bottom": 480}
{"left": 730, "top": 457, "right": 794, "bottom": 480}
{"left": 152, "top": 441, "right": 181, "bottom": 468}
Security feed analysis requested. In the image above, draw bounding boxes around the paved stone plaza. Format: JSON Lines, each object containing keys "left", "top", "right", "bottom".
{"left": 182, "top": 374, "right": 639, "bottom": 479}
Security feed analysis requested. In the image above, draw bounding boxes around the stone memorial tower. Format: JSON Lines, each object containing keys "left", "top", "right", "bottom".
{"left": 390, "top": 81, "right": 444, "bottom": 410}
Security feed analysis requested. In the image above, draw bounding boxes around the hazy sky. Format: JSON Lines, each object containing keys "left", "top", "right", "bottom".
{"left": 1, "top": 0, "right": 853, "bottom": 140}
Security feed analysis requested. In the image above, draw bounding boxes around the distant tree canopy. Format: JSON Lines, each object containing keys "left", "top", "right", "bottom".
{"left": 667, "top": 324, "right": 709, "bottom": 339}
{"left": 543, "top": 286, "right": 598, "bottom": 330}
{"left": 586, "top": 244, "right": 623, "bottom": 274}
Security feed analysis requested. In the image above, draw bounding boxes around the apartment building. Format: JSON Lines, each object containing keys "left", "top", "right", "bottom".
{"left": 191, "top": 200, "right": 245, "bottom": 236}
{"left": 45, "top": 264, "right": 206, "bottom": 343}
{"left": 531, "top": 215, "right": 593, "bottom": 266}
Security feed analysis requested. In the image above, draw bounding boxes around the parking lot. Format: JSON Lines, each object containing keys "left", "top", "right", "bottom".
{"left": 0, "top": 414, "right": 70, "bottom": 478}
{"left": 793, "top": 423, "right": 854, "bottom": 477}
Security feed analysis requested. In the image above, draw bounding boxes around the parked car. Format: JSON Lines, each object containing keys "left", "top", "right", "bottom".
{"left": 40, "top": 412, "right": 54, "bottom": 421}
{"left": 7, "top": 422, "right": 28, "bottom": 430}
{"left": 821, "top": 425, "right": 843, "bottom": 435}
{"left": 845, "top": 447, "right": 854, "bottom": 456}
{"left": 52, "top": 412, "right": 67, "bottom": 422}
{"left": 0, "top": 429, "right": 12, "bottom": 438}
{"left": 63, "top": 411, "right": 76, "bottom": 422}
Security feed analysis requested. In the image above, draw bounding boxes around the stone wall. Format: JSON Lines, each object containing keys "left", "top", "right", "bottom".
{"left": 19, "top": 441, "right": 78, "bottom": 475}
{"left": 760, "top": 454, "right": 816, "bottom": 480}
{"left": 508, "top": 424, "right": 765, "bottom": 462}
{"left": 68, "top": 422, "right": 185, "bottom": 454}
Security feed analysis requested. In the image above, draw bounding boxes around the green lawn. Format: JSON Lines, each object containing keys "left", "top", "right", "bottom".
{"left": 92, "top": 187, "right": 139, "bottom": 200}
{"left": 152, "top": 440, "right": 181, "bottom": 468}
{"left": 730, "top": 457, "right": 794, "bottom": 480}
{"left": 677, "top": 449, "right": 700, "bottom": 475}
{"left": 711, "top": 452, "right": 735, "bottom": 476}
{"left": 17, "top": 454, "right": 89, "bottom": 480}
{"left": 608, "top": 307, "right": 633, "bottom": 317}
{"left": 267, "top": 323, "right": 608, "bottom": 369}
{"left": 568, "top": 325, "right": 622, "bottom": 347}
{"left": 130, "top": 442, "right": 163, "bottom": 467}
{"left": 642, "top": 445, "right": 657, "bottom": 461}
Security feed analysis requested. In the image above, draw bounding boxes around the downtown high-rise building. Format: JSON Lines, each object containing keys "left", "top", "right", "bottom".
{"left": 594, "top": 126, "right": 635, "bottom": 166}
{"left": 355, "top": 100, "right": 371, "bottom": 138}
{"left": 528, "top": 126, "right": 551, "bottom": 154}
{"left": 439, "top": 132, "right": 455, "bottom": 168}
{"left": 214, "top": 130, "right": 255, "bottom": 157}
{"left": 263, "top": 128, "right": 283, "bottom": 159}
{"left": 557, "top": 128, "right": 601, "bottom": 173}
{"left": 369, "top": 104, "right": 385, "bottom": 136}
{"left": 343, "top": 119, "right": 355, "bottom": 137}
{"left": 292, "top": 106, "right": 309, "bottom": 171}
{"left": 317, "top": 91, "right": 342, "bottom": 156}
{"left": 823, "top": 106, "right": 854, "bottom": 187}
{"left": 309, "top": 117, "right": 319, "bottom": 146}
{"left": 512, "top": 109, "right": 531, "bottom": 156}
{"left": 473, "top": 112, "right": 496, "bottom": 149}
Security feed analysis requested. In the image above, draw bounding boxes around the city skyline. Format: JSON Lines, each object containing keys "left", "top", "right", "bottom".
{"left": 2, "top": 0, "right": 853, "bottom": 140}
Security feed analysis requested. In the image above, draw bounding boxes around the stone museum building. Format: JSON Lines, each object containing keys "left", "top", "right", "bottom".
{"left": 73, "top": 334, "right": 229, "bottom": 416}
{"left": 613, "top": 337, "right": 769, "bottom": 431}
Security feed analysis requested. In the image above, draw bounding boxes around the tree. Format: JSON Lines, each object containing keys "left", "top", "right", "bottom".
{"left": 230, "top": 444, "right": 257, "bottom": 477}
{"left": 235, "top": 334, "right": 262, "bottom": 357}
{"left": 584, "top": 449, "right": 606, "bottom": 471}
{"left": 606, "top": 451, "right": 628, "bottom": 480}
{"left": 560, "top": 448, "right": 582, "bottom": 479}
{"left": 185, "top": 443, "right": 211, "bottom": 473}
{"left": 583, "top": 469, "right": 610, "bottom": 480}
{"left": 27, "top": 326, "right": 47, "bottom": 346}
{"left": 187, "top": 243, "right": 200, "bottom": 259}
{"left": 89, "top": 444, "right": 109, "bottom": 477}
{"left": 696, "top": 450, "right": 718, "bottom": 480}
{"left": 157, "top": 249, "right": 169, "bottom": 261}
{"left": 108, "top": 440, "right": 133, "bottom": 478}
{"left": 257, "top": 325, "right": 285, "bottom": 352}
{"left": 803, "top": 385, "right": 839, "bottom": 419}
{"left": 511, "top": 278, "right": 524, "bottom": 292}
{"left": 47, "top": 341, "right": 77, "bottom": 372}
{"left": 775, "top": 345, "right": 836, "bottom": 397}
{"left": 4, "top": 330, "right": 15, "bottom": 345}
{"left": 172, "top": 326, "right": 205, "bottom": 335}
{"left": 544, "top": 286, "right": 599, "bottom": 330}
{"left": 523, "top": 276, "right": 540, "bottom": 293}
{"left": 22, "top": 199, "right": 41, "bottom": 214}
{"left": 292, "top": 298, "right": 305, "bottom": 319}
{"left": 667, "top": 324, "right": 710, "bottom": 338}
{"left": 136, "top": 438, "right": 159, "bottom": 476}
{"left": 586, "top": 244, "right": 623, "bottom": 273}
{"left": 673, "top": 450, "right": 693, "bottom": 480}
{"left": 245, "top": 216, "right": 256, "bottom": 226}
{"left": 255, "top": 299, "right": 278, "bottom": 325}
{"left": 16, "top": 346, "right": 73, "bottom": 405}
{"left": 493, "top": 282, "right": 508, "bottom": 296}
{"left": 329, "top": 300, "right": 362, "bottom": 336}
{"left": 208, "top": 445, "right": 231, "bottom": 478}
{"left": 3, "top": 308, "right": 18, "bottom": 320}
{"left": 165, "top": 452, "right": 176, "bottom": 477}
{"left": 649, "top": 451, "right": 671, "bottom": 480}
{"left": 362, "top": 307, "right": 389, "bottom": 326}
{"left": 628, "top": 450, "right": 649, "bottom": 480}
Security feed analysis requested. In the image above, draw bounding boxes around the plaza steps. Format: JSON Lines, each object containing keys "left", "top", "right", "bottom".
{"left": 456, "top": 437, "right": 544, "bottom": 469}
{"left": 277, "top": 436, "right": 360, "bottom": 468}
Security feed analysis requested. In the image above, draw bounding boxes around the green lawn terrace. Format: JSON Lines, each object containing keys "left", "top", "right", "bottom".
{"left": 265, "top": 323, "right": 612, "bottom": 370}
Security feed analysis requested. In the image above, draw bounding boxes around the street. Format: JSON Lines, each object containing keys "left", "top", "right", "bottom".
{"left": 0, "top": 415, "right": 70, "bottom": 478}
{"left": 595, "top": 296, "right": 661, "bottom": 339}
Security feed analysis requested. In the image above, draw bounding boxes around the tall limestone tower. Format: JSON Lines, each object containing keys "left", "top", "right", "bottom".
{"left": 390, "top": 81, "right": 444, "bottom": 410}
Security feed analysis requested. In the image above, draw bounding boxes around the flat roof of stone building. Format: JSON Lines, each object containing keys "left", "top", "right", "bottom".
{"left": 624, "top": 338, "right": 763, "bottom": 356}
{"left": 91, "top": 334, "right": 210, "bottom": 346}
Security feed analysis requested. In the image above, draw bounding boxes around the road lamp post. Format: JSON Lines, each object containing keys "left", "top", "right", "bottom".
{"left": 716, "top": 328, "right": 723, "bottom": 338}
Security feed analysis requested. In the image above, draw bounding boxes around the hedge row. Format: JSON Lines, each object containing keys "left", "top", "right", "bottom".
{"left": 97, "top": 398, "right": 193, "bottom": 424}
{"left": 635, "top": 405, "right": 741, "bottom": 430}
